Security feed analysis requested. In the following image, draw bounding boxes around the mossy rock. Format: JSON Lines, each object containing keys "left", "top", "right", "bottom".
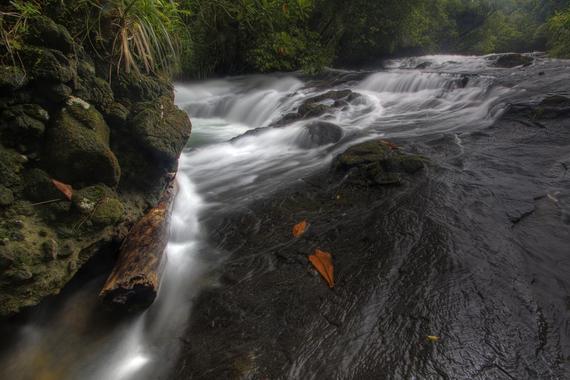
{"left": 105, "top": 102, "right": 130, "bottom": 128}
{"left": 75, "top": 76, "right": 114, "bottom": 115}
{"left": 0, "top": 185, "right": 14, "bottom": 206}
{"left": 23, "top": 168, "right": 65, "bottom": 202}
{"left": 0, "top": 65, "right": 28, "bottom": 91}
{"left": 19, "top": 46, "right": 75, "bottom": 83}
{"left": 112, "top": 72, "right": 171, "bottom": 104}
{"left": 71, "top": 184, "right": 124, "bottom": 226}
{"left": 0, "top": 104, "right": 48, "bottom": 147}
{"left": 92, "top": 197, "right": 125, "bottom": 226}
{"left": 129, "top": 96, "right": 192, "bottom": 169}
{"left": 0, "top": 144, "right": 26, "bottom": 189}
{"left": 334, "top": 139, "right": 427, "bottom": 186}
{"left": 25, "top": 16, "right": 75, "bottom": 54}
{"left": 43, "top": 99, "right": 120, "bottom": 187}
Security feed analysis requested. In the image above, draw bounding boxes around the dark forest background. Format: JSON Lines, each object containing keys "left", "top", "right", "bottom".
{"left": 1, "top": 0, "right": 570, "bottom": 78}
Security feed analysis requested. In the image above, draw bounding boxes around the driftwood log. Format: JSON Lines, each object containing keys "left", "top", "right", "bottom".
{"left": 99, "top": 176, "right": 177, "bottom": 311}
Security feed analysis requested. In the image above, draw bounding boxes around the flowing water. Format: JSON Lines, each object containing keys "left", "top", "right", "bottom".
{"left": 1, "top": 54, "right": 568, "bottom": 379}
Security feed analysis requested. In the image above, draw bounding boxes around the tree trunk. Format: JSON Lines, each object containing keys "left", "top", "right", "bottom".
{"left": 99, "top": 176, "right": 177, "bottom": 311}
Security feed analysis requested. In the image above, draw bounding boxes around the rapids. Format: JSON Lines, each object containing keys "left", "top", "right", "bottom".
{"left": 1, "top": 54, "right": 569, "bottom": 379}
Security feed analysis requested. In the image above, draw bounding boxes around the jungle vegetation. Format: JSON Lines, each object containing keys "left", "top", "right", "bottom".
{"left": 1, "top": 0, "right": 570, "bottom": 78}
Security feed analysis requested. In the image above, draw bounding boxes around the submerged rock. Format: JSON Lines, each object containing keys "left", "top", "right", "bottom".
{"left": 296, "top": 121, "right": 343, "bottom": 148}
{"left": 275, "top": 90, "right": 361, "bottom": 125}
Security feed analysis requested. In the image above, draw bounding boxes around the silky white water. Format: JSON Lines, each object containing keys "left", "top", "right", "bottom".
{"left": 0, "top": 55, "right": 512, "bottom": 380}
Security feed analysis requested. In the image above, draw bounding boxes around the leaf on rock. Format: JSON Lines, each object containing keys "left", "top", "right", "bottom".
{"left": 309, "top": 249, "right": 334, "bottom": 288}
{"left": 51, "top": 179, "right": 73, "bottom": 201}
{"left": 426, "top": 335, "right": 440, "bottom": 342}
{"left": 292, "top": 220, "right": 309, "bottom": 238}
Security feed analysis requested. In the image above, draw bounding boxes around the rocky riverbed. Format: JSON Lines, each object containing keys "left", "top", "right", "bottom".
{"left": 173, "top": 56, "right": 570, "bottom": 379}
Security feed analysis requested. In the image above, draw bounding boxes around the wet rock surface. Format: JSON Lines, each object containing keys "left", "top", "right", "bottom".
{"left": 175, "top": 75, "right": 570, "bottom": 378}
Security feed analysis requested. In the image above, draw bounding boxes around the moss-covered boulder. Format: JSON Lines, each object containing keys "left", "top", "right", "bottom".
{"left": 0, "top": 185, "right": 14, "bottom": 207}
{"left": 19, "top": 46, "right": 75, "bottom": 83}
{"left": 26, "top": 16, "right": 75, "bottom": 54}
{"left": 75, "top": 76, "right": 115, "bottom": 115}
{"left": 72, "top": 184, "right": 125, "bottom": 226}
{"left": 43, "top": 98, "right": 120, "bottom": 187}
{"left": 0, "top": 104, "right": 49, "bottom": 149}
{"left": 129, "top": 96, "right": 192, "bottom": 169}
{"left": 23, "top": 168, "right": 65, "bottom": 202}
{"left": 112, "top": 72, "right": 171, "bottom": 105}
{"left": 0, "top": 145, "right": 26, "bottom": 189}
{"left": 334, "top": 139, "right": 427, "bottom": 186}
{"left": 0, "top": 65, "right": 28, "bottom": 92}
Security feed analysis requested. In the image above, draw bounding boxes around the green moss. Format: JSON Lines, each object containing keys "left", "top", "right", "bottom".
{"left": 92, "top": 197, "right": 125, "bottom": 226}
{"left": 18, "top": 46, "right": 75, "bottom": 83}
{"left": 334, "top": 139, "right": 428, "bottom": 186}
{"left": 129, "top": 96, "right": 192, "bottom": 169}
{"left": 43, "top": 101, "right": 120, "bottom": 187}
{"left": 0, "top": 65, "right": 28, "bottom": 91}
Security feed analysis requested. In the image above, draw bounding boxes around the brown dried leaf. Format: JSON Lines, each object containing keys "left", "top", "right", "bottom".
{"left": 292, "top": 220, "right": 309, "bottom": 238}
{"left": 51, "top": 179, "right": 73, "bottom": 201}
{"left": 309, "top": 249, "right": 334, "bottom": 288}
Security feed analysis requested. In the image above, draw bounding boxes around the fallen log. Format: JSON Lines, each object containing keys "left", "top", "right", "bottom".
{"left": 99, "top": 175, "right": 177, "bottom": 311}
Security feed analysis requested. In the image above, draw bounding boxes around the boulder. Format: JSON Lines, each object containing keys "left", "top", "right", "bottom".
{"left": 0, "top": 185, "right": 14, "bottom": 206}
{"left": 0, "top": 65, "right": 28, "bottom": 91}
{"left": 493, "top": 53, "right": 533, "bottom": 68}
{"left": 129, "top": 96, "right": 192, "bottom": 169}
{"left": 72, "top": 184, "right": 124, "bottom": 226}
{"left": 278, "top": 90, "right": 361, "bottom": 124}
{"left": 23, "top": 168, "right": 66, "bottom": 202}
{"left": 0, "top": 104, "right": 49, "bottom": 148}
{"left": 43, "top": 98, "right": 121, "bottom": 187}
{"left": 75, "top": 76, "right": 114, "bottom": 115}
{"left": 334, "top": 139, "right": 427, "bottom": 186}
{"left": 19, "top": 47, "right": 75, "bottom": 83}
{"left": 296, "top": 122, "right": 343, "bottom": 148}
{"left": 0, "top": 145, "right": 26, "bottom": 189}
{"left": 112, "top": 72, "right": 171, "bottom": 104}
{"left": 25, "top": 16, "right": 75, "bottom": 54}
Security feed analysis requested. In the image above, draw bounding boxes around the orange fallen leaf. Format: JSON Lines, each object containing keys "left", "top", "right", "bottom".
{"left": 309, "top": 249, "right": 334, "bottom": 288}
{"left": 51, "top": 179, "right": 73, "bottom": 201}
{"left": 427, "top": 335, "right": 440, "bottom": 342}
{"left": 292, "top": 220, "right": 308, "bottom": 238}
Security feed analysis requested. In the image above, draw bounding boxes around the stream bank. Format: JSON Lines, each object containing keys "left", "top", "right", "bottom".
{"left": 0, "top": 15, "right": 191, "bottom": 316}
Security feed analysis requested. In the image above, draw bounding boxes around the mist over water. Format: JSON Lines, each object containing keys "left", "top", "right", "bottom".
{"left": 0, "top": 55, "right": 518, "bottom": 380}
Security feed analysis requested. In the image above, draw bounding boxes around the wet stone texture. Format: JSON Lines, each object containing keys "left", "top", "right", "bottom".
{"left": 175, "top": 95, "right": 570, "bottom": 378}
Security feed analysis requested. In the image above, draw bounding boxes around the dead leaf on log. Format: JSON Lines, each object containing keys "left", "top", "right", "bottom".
{"left": 51, "top": 179, "right": 73, "bottom": 201}
{"left": 309, "top": 249, "right": 334, "bottom": 288}
{"left": 292, "top": 220, "right": 309, "bottom": 238}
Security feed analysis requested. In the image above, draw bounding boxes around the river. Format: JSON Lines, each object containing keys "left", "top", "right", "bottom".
{"left": 1, "top": 54, "right": 569, "bottom": 379}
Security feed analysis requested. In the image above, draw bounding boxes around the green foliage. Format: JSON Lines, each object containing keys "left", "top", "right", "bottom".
{"left": 0, "top": 0, "right": 42, "bottom": 63}
{"left": 547, "top": 7, "right": 570, "bottom": 57}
